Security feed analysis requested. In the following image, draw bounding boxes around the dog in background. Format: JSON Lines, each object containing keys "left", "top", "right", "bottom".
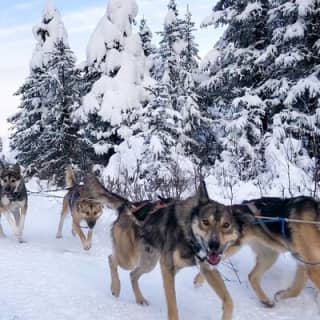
{"left": 56, "top": 166, "right": 103, "bottom": 250}
{"left": 0, "top": 161, "right": 28, "bottom": 243}
{"left": 194, "top": 196, "right": 320, "bottom": 307}
{"left": 83, "top": 174, "right": 254, "bottom": 320}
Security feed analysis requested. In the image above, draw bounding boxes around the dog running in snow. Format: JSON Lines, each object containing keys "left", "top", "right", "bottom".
{"left": 82, "top": 174, "right": 253, "bottom": 320}
{"left": 56, "top": 167, "right": 103, "bottom": 250}
{"left": 194, "top": 196, "right": 320, "bottom": 308}
{"left": 0, "top": 161, "right": 28, "bottom": 243}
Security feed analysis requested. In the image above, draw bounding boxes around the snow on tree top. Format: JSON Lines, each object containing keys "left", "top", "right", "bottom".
{"left": 165, "top": 8, "right": 177, "bottom": 27}
{"left": 31, "top": 0, "right": 69, "bottom": 70}
{"left": 86, "top": 17, "right": 122, "bottom": 66}
{"left": 107, "top": 0, "right": 138, "bottom": 34}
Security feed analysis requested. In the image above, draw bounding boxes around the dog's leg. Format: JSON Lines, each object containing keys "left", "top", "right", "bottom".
{"left": 12, "top": 209, "right": 20, "bottom": 225}
{"left": 5, "top": 211, "right": 18, "bottom": 236}
{"left": 84, "top": 229, "right": 93, "bottom": 250}
{"left": 248, "top": 243, "right": 279, "bottom": 307}
{"left": 56, "top": 199, "right": 68, "bottom": 239}
{"left": 16, "top": 205, "right": 27, "bottom": 243}
{"left": 200, "top": 264, "right": 233, "bottom": 320}
{"left": 72, "top": 222, "right": 90, "bottom": 250}
{"left": 109, "top": 254, "right": 121, "bottom": 297}
{"left": 130, "top": 247, "right": 159, "bottom": 306}
{"left": 0, "top": 214, "right": 5, "bottom": 237}
{"left": 160, "top": 256, "right": 178, "bottom": 320}
{"left": 306, "top": 265, "right": 320, "bottom": 290}
{"left": 275, "top": 264, "right": 307, "bottom": 301}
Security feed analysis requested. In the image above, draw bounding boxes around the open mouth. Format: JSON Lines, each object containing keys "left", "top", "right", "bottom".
{"left": 207, "top": 251, "right": 222, "bottom": 266}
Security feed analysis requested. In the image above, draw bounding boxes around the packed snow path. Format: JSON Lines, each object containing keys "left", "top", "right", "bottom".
{"left": 0, "top": 194, "right": 319, "bottom": 320}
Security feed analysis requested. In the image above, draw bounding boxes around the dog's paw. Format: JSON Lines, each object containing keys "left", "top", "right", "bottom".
{"left": 83, "top": 241, "right": 92, "bottom": 251}
{"left": 56, "top": 234, "right": 63, "bottom": 239}
{"left": 261, "top": 298, "right": 275, "bottom": 308}
{"left": 274, "top": 290, "right": 289, "bottom": 302}
{"left": 18, "top": 238, "right": 26, "bottom": 244}
{"left": 136, "top": 297, "right": 150, "bottom": 306}
{"left": 193, "top": 273, "right": 205, "bottom": 288}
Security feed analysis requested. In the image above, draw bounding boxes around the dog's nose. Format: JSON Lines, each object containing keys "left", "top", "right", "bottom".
{"left": 208, "top": 239, "right": 220, "bottom": 251}
{"left": 88, "top": 221, "right": 96, "bottom": 229}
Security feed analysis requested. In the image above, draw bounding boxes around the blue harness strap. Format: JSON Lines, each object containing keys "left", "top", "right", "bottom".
{"left": 69, "top": 189, "right": 80, "bottom": 210}
{"left": 255, "top": 216, "right": 320, "bottom": 266}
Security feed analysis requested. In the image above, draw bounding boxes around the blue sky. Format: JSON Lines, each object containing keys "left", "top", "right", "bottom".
{"left": 0, "top": 0, "right": 222, "bottom": 137}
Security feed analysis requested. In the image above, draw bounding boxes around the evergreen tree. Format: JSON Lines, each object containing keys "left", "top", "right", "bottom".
{"left": 36, "top": 40, "right": 82, "bottom": 185}
{"left": 78, "top": 0, "right": 147, "bottom": 167}
{"left": 258, "top": 0, "right": 320, "bottom": 184}
{"left": 139, "top": 17, "right": 156, "bottom": 57}
{"left": 9, "top": 1, "right": 76, "bottom": 180}
{"left": 155, "top": 0, "right": 183, "bottom": 106}
{"left": 138, "top": 17, "right": 157, "bottom": 79}
{"left": 202, "top": 0, "right": 320, "bottom": 187}
{"left": 201, "top": 0, "right": 270, "bottom": 180}
{"left": 9, "top": 68, "right": 49, "bottom": 175}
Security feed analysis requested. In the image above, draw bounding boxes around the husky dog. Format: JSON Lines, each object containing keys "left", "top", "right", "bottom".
{"left": 195, "top": 197, "right": 320, "bottom": 307}
{"left": 83, "top": 174, "right": 253, "bottom": 320}
{"left": 0, "top": 162, "right": 28, "bottom": 243}
{"left": 56, "top": 167, "right": 103, "bottom": 250}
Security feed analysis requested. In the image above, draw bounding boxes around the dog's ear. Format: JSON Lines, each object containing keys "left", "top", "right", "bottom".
{"left": 197, "top": 180, "right": 210, "bottom": 205}
{"left": 232, "top": 204, "right": 256, "bottom": 225}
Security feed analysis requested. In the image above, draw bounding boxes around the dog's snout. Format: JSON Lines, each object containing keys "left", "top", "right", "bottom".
{"left": 208, "top": 239, "right": 220, "bottom": 251}
{"left": 4, "top": 186, "right": 11, "bottom": 193}
{"left": 88, "top": 221, "right": 96, "bottom": 229}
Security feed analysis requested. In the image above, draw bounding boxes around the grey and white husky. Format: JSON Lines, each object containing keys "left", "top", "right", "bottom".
{"left": 0, "top": 162, "right": 28, "bottom": 243}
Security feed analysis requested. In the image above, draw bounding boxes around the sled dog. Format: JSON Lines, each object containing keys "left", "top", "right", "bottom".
{"left": 56, "top": 166, "right": 103, "bottom": 250}
{"left": 0, "top": 162, "right": 28, "bottom": 243}
{"left": 83, "top": 174, "right": 253, "bottom": 320}
{"left": 194, "top": 196, "right": 320, "bottom": 307}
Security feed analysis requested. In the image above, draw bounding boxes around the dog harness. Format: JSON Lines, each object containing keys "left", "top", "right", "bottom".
{"left": 255, "top": 216, "right": 320, "bottom": 266}
{"left": 68, "top": 188, "right": 80, "bottom": 210}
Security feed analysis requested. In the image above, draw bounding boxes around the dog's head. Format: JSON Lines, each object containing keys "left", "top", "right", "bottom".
{"left": 77, "top": 200, "right": 103, "bottom": 229}
{"left": 191, "top": 181, "right": 254, "bottom": 266}
{"left": 0, "top": 162, "right": 23, "bottom": 200}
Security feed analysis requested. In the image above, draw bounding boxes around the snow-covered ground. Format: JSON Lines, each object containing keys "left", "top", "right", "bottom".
{"left": 0, "top": 188, "right": 319, "bottom": 320}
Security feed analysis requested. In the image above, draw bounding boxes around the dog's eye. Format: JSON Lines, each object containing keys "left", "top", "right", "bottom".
{"left": 3, "top": 178, "right": 8, "bottom": 183}
{"left": 11, "top": 179, "right": 16, "bottom": 183}
{"left": 202, "top": 219, "right": 210, "bottom": 226}
{"left": 222, "top": 222, "right": 230, "bottom": 229}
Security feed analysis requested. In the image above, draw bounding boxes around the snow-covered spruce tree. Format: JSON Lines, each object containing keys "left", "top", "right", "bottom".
{"left": 77, "top": 0, "right": 147, "bottom": 168}
{"left": 139, "top": 70, "right": 193, "bottom": 198}
{"left": 131, "top": 3, "right": 205, "bottom": 196}
{"left": 138, "top": 17, "right": 157, "bottom": 78}
{"left": 9, "top": 68, "right": 49, "bottom": 175}
{"left": 258, "top": 0, "right": 320, "bottom": 191}
{"left": 201, "top": 0, "right": 270, "bottom": 180}
{"left": 139, "top": 17, "right": 156, "bottom": 58}
{"left": 9, "top": 1, "right": 81, "bottom": 181}
{"left": 155, "top": 0, "right": 183, "bottom": 101}
{"left": 35, "top": 40, "right": 82, "bottom": 185}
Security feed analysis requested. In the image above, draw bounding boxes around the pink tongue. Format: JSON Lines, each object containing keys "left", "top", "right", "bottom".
{"left": 208, "top": 252, "right": 221, "bottom": 265}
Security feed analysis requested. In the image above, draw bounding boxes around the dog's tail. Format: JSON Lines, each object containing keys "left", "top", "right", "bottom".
{"left": 65, "top": 165, "right": 77, "bottom": 189}
{"left": 83, "top": 173, "right": 127, "bottom": 210}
